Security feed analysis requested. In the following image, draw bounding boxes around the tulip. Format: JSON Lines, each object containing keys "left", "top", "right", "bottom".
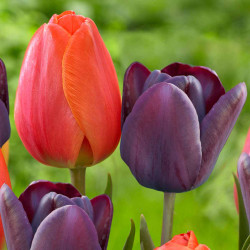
{"left": 0, "top": 59, "right": 10, "bottom": 163}
{"left": 15, "top": 11, "right": 121, "bottom": 169}
{"left": 234, "top": 127, "right": 250, "bottom": 212}
{"left": 155, "top": 231, "right": 210, "bottom": 250}
{"left": 121, "top": 62, "right": 247, "bottom": 193}
{"left": 0, "top": 180, "right": 113, "bottom": 250}
{"left": 238, "top": 153, "right": 250, "bottom": 228}
{"left": 0, "top": 58, "right": 11, "bottom": 249}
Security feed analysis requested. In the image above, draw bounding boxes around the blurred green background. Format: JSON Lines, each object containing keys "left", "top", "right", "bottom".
{"left": 0, "top": 0, "right": 249, "bottom": 249}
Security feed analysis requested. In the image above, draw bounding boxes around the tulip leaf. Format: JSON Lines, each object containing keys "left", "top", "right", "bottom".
{"left": 241, "top": 235, "right": 250, "bottom": 250}
{"left": 104, "top": 173, "right": 112, "bottom": 200}
{"left": 140, "top": 214, "right": 155, "bottom": 250}
{"left": 123, "top": 219, "right": 135, "bottom": 250}
{"left": 233, "top": 173, "right": 250, "bottom": 249}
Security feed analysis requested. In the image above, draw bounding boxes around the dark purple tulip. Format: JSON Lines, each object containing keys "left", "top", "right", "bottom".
{"left": 121, "top": 62, "right": 247, "bottom": 193}
{"left": 0, "top": 59, "right": 10, "bottom": 147}
{"left": 0, "top": 181, "right": 113, "bottom": 250}
{"left": 238, "top": 152, "right": 250, "bottom": 228}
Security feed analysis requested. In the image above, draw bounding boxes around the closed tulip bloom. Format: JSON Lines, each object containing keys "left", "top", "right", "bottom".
{"left": 0, "top": 181, "right": 113, "bottom": 250}
{"left": 155, "top": 231, "right": 210, "bottom": 250}
{"left": 15, "top": 11, "right": 121, "bottom": 168}
{"left": 238, "top": 152, "right": 250, "bottom": 228}
{"left": 121, "top": 62, "right": 247, "bottom": 192}
{"left": 234, "top": 127, "right": 250, "bottom": 213}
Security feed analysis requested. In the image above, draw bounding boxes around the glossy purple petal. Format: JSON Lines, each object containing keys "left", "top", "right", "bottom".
{"left": 31, "top": 192, "right": 56, "bottom": 233}
{"left": 120, "top": 83, "right": 202, "bottom": 192}
{"left": 0, "top": 99, "right": 10, "bottom": 147}
{"left": 0, "top": 184, "right": 33, "bottom": 250}
{"left": 142, "top": 70, "right": 171, "bottom": 91}
{"left": 161, "top": 62, "right": 225, "bottom": 112}
{"left": 238, "top": 152, "right": 250, "bottom": 226}
{"left": 31, "top": 192, "right": 76, "bottom": 233}
{"left": 30, "top": 205, "right": 101, "bottom": 250}
{"left": 121, "top": 62, "right": 150, "bottom": 127}
{"left": 194, "top": 82, "right": 247, "bottom": 188}
{"left": 0, "top": 59, "right": 9, "bottom": 113}
{"left": 19, "top": 180, "right": 81, "bottom": 222}
{"left": 165, "top": 75, "right": 206, "bottom": 122}
{"left": 91, "top": 194, "right": 113, "bottom": 250}
{"left": 72, "top": 196, "right": 94, "bottom": 221}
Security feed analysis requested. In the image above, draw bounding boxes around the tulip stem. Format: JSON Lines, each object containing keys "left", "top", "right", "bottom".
{"left": 161, "top": 192, "right": 176, "bottom": 245}
{"left": 70, "top": 168, "right": 86, "bottom": 195}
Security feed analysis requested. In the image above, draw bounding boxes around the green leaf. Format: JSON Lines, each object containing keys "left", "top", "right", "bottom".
{"left": 123, "top": 219, "right": 136, "bottom": 250}
{"left": 233, "top": 173, "right": 249, "bottom": 249}
{"left": 140, "top": 214, "right": 155, "bottom": 250}
{"left": 242, "top": 235, "right": 250, "bottom": 250}
{"left": 104, "top": 173, "right": 112, "bottom": 200}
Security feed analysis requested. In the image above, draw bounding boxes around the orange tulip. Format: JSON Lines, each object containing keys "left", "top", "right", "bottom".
{"left": 155, "top": 231, "right": 210, "bottom": 250}
{"left": 15, "top": 11, "right": 121, "bottom": 168}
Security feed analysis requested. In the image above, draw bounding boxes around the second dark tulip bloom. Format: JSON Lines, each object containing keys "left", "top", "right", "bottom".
{"left": 120, "top": 62, "right": 247, "bottom": 192}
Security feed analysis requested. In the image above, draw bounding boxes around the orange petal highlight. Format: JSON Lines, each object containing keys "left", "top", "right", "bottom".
{"left": 62, "top": 18, "right": 121, "bottom": 164}
{"left": 49, "top": 11, "right": 76, "bottom": 24}
{"left": 1, "top": 140, "right": 9, "bottom": 166}
{"left": 57, "top": 14, "right": 86, "bottom": 35}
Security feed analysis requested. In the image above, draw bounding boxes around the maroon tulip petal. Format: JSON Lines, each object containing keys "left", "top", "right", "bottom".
{"left": 0, "top": 59, "right": 9, "bottom": 113}
{"left": 238, "top": 152, "right": 250, "bottom": 226}
{"left": 31, "top": 192, "right": 57, "bottom": 233}
{"left": 31, "top": 192, "right": 77, "bottom": 233}
{"left": 19, "top": 180, "right": 81, "bottom": 222}
{"left": 194, "top": 82, "right": 247, "bottom": 188}
{"left": 30, "top": 205, "right": 101, "bottom": 250}
{"left": 165, "top": 75, "right": 206, "bottom": 123}
{"left": 72, "top": 196, "right": 94, "bottom": 221}
{"left": 142, "top": 70, "right": 171, "bottom": 92}
{"left": 0, "top": 184, "right": 33, "bottom": 250}
{"left": 121, "top": 62, "right": 150, "bottom": 127}
{"left": 161, "top": 62, "right": 225, "bottom": 112}
{"left": 0, "top": 100, "right": 10, "bottom": 147}
{"left": 91, "top": 194, "right": 113, "bottom": 250}
{"left": 120, "top": 83, "right": 202, "bottom": 192}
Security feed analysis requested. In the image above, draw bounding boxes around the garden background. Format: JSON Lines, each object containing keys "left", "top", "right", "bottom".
{"left": 0, "top": 0, "right": 250, "bottom": 249}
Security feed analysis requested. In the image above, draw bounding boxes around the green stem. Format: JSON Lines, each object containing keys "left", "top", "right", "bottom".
{"left": 161, "top": 192, "right": 176, "bottom": 245}
{"left": 70, "top": 167, "right": 86, "bottom": 195}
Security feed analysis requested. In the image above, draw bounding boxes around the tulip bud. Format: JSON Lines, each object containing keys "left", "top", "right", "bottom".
{"left": 15, "top": 11, "right": 121, "bottom": 168}
{"left": 238, "top": 153, "right": 250, "bottom": 228}
{"left": 155, "top": 231, "right": 210, "bottom": 250}
{"left": 121, "top": 62, "right": 247, "bottom": 192}
{"left": 234, "top": 128, "right": 250, "bottom": 213}
{"left": 0, "top": 181, "right": 113, "bottom": 249}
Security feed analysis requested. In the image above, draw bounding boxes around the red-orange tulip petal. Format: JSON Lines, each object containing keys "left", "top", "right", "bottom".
{"left": 243, "top": 128, "right": 250, "bottom": 155}
{"left": 0, "top": 149, "right": 11, "bottom": 189}
{"left": 155, "top": 231, "right": 210, "bottom": 250}
{"left": 62, "top": 18, "right": 121, "bottom": 164}
{"left": 15, "top": 23, "right": 84, "bottom": 168}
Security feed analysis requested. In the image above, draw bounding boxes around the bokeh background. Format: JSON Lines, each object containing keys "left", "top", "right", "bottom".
{"left": 0, "top": 0, "right": 250, "bottom": 249}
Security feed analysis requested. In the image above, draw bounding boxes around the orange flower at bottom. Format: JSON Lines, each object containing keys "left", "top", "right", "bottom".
{"left": 155, "top": 231, "right": 210, "bottom": 250}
